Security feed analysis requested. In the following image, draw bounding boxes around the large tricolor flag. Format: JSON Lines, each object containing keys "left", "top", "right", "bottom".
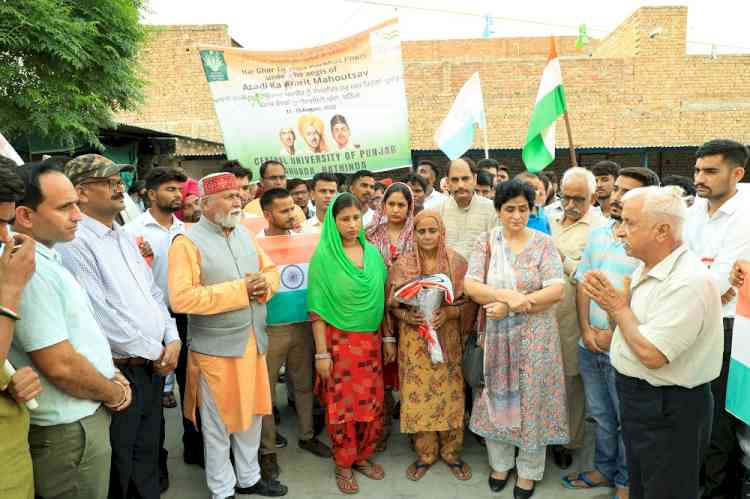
{"left": 727, "top": 262, "right": 750, "bottom": 424}
{"left": 257, "top": 233, "right": 320, "bottom": 325}
{"left": 0, "top": 132, "right": 23, "bottom": 165}
{"left": 522, "top": 38, "right": 568, "bottom": 172}
{"left": 435, "top": 72, "right": 487, "bottom": 160}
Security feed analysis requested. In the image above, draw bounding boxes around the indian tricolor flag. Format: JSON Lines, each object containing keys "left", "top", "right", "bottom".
{"left": 257, "top": 233, "right": 320, "bottom": 325}
{"left": 522, "top": 38, "right": 568, "bottom": 173}
{"left": 727, "top": 262, "right": 750, "bottom": 424}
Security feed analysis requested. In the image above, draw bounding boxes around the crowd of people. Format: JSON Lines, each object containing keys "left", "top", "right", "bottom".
{"left": 0, "top": 138, "right": 748, "bottom": 499}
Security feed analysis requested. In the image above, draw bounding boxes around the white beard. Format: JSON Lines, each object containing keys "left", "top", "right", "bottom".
{"left": 214, "top": 209, "right": 242, "bottom": 229}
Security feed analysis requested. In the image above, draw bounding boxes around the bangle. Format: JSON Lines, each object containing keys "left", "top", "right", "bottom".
{"left": 315, "top": 352, "right": 331, "bottom": 360}
{"left": 382, "top": 336, "right": 397, "bottom": 344}
{"left": 111, "top": 381, "right": 128, "bottom": 408}
{"left": 0, "top": 306, "right": 19, "bottom": 321}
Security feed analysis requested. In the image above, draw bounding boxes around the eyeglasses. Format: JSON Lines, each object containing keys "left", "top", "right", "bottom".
{"left": 81, "top": 178, "right": 125, "bottom": 191}
{"left": 561, "top": 195, "right": 588, "bottom": 206}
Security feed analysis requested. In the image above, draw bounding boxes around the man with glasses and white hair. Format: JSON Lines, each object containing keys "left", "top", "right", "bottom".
{"left": 583, "top": 185, "right": 723, "bottom": 499}
{"left": 549, "top": 167, "right": 605, "bottom": 470}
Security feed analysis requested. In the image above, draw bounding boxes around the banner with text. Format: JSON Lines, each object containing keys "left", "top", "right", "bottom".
{"left": 199, "top": 19, "right": 412, "bottom": 180}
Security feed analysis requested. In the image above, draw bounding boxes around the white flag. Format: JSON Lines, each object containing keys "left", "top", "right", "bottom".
{"left": 435, "top": 72, "right": 487, "bottom": 160}
{"left": 0, "top": 133, "right": 23, "bottom": 165}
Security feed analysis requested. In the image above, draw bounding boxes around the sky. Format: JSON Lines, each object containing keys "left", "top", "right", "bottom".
{"left": 142, "top": 0, "right": 750, "bottom": 55}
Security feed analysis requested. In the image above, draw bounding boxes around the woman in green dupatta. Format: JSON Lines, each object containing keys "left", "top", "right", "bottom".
{"left": 307, "top": 192, "right": 388, "bottom": 494}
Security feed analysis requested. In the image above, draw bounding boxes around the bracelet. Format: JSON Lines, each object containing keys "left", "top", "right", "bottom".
{"left": 382, "top": 336, "right": 397, "bottom": 344}
{"left": 0, "top": 306, "right": 19, "bottom": 321}
{"left": 315, "top": 352, "right": 331, "bottom": 360}
{"left": 111, "top": 381, "right": 128, "bottom": 408}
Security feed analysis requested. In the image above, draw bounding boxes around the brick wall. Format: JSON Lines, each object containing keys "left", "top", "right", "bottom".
{"left": 117, "top": 7, "right": 749, "bottom": 162}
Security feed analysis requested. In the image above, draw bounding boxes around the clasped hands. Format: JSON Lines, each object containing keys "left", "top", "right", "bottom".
{"left": 245, "top": 272, "right": 269, "bottom": 301}
{"left": 484, "top": 290, "right": 534, "bottom": 320}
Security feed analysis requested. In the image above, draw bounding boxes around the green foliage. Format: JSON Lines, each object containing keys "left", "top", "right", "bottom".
{"left": 0, "top": 0, "right": 146, "bottom": 149}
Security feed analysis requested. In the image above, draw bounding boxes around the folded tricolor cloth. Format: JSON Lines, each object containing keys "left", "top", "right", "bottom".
{"left": 394, "top": 273, "right": 454, "bottom": 363}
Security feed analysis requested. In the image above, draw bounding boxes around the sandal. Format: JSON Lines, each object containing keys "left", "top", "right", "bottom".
{"left": 406, "top": 461, "right": 432, "bottom": 481}
{"left": 335, "top": 467, "right": 359, "bottom": 494}
{"left": 445, "top": 459, "right": 472, "bottom": 481}
{"left": 353, "top": 460, "right": 385, "bottom": 480}
{"left": 561, "top": 471, "right": 612, "bottom": 490}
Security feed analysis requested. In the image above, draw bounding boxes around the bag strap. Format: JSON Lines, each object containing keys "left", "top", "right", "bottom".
{"left": 477, "top": 238, "right": 492, "bottom": 336}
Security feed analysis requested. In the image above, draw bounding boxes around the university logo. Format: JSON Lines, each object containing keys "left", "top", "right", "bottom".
{"left": 200, "top": 50, "right": 229, "bottom": 82}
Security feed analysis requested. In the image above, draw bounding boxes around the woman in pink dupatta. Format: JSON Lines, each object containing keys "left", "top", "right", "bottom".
{"left": 365, "top": 182, "right": 415, "bottom": 451}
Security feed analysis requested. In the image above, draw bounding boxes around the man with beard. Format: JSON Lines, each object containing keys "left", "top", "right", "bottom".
{"left": 684, "top": 139, "right": 750, "bottom": 499}
{"left": 436, "top": 157, "right": 496, "bottom": 260}
{"left": 302, "top": 173, "right": 338, "bottom": 234}
{"left": 125, "top": 167, "right": 205, "bottom": 479}
{"left": 592, "top": 161, "right": 620, "bottom": 218}
{"left": 58, "top": 155, "right": 180, "bottom": 499}
{"left": 256, "top": 189, "right": 331, "bottom": 481}
{"left": 348, "top": 170, "right": 376, "bottom": 227}
{"left": 168, "top": 173, "right": 288, "bottom": 498}
{"left": 415, "top": 160, "right": 448, "bottom": 210}
{"left": 548, "top": 167, "right": 605, "bottom": 471}
{"left": 178, "top": 178, "right": 202, "bottom": 223}
{"left": 562, "top": 167, "right": 659, "bottom": 499}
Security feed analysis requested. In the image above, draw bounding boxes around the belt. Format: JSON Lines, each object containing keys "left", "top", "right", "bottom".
{"left": 113, "top": 357, "right": 150, "bottom": 367}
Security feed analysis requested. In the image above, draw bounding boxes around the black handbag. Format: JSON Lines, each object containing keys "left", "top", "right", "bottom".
{"left": 461, "top": 239, "right": 490, "bottom": 389}
{"left": 462, "top": 332, "right": 484, "bottom": 388}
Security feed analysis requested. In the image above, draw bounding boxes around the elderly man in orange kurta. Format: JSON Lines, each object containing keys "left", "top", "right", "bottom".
{"left": 168, "top": 172, "right": 288, "bottom": 499}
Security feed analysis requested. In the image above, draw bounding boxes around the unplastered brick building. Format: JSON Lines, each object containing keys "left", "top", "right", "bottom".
{"left": 117, "top": 6, "right": 750, "bottom": 181}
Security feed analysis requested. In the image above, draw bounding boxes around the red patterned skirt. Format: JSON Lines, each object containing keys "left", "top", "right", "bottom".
{"left": 316, "top": 325, "right": 384, "bottom": 425}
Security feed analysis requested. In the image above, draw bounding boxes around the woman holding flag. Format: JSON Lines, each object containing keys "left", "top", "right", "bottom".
{"left": 307, "top": 193, "right": 388, "bottom": 494}
{"left": 386, "top": 210, "right": 472, "bottom": 482}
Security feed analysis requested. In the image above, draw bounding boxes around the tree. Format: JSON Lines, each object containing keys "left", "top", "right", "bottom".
{"left": 0, "top": 0, "right": 146, "bottom": 149}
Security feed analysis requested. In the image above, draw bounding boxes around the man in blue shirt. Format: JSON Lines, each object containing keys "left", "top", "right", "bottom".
{"left": 562, "top": 167, "right": 659, "bottom": 499}
{"left": 10, "top": 160, "right": 132, "bottom": 499}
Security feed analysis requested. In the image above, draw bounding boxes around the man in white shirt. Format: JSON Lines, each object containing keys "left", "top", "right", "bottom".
{"left": 683, "top": 139, "right": 750, "bottom": 499}
{"left": 124, "top": 167, "right": 205, "bottom": 472}
{"left": 583, "top": 185, "right": 723, "bottom": 499}
{"left": 436, "top": 158, "right": 496, "bottom": 260}
{"left": 416, "top": 160, "right": 448, "bottom": 210}
{"left": 302, "top": 173, "right": 338, "bottom": 235}
{"left": 348, "top": 170, "right": 376, "bottom": 227}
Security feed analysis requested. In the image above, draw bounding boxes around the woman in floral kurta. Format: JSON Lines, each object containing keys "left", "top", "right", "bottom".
{"left": 465, "top": 179, "right": 568, "bottom": 497}
{"left": 386, "top": 210, "right": 473, "bottom": 482}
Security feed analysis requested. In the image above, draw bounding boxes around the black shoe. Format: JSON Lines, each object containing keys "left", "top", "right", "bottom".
{"left": 159, "top": 474, "right": 170, "bottom": 494}
{"left": 260, "top": 453, "right": 280, "bottom": 481}
{"left": 513, "top": 483, "right": 535, "bottom": 499}
{"left": 236, "top": 478, "right": 288, "bottom": 497}
{"left": 551, "top": 446, "right": 573, "bottom": 470}
{"left": 183, "top": 448, "right": 205, "bottom": 468}
{"left": 275, "top": 432, "right": 287, "bottom": 449}
{"left": 298, "top": 437, "right": 332, "bottom": 458}
{"left": 488, "top": 474, "right": 510, "bottom": 493}
{"left": 742, "top": 470, "right": 750, "bottom": 498}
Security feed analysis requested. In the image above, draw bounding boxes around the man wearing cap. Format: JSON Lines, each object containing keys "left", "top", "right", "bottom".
{"left": 57, "top": 154, "right": 181, "bottom": 499}
{"left": 168, "top": 172, "right": 288, "bottom": 498}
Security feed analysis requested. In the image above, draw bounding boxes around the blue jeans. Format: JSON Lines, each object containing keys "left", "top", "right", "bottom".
{"left": 578, "top": 344, "right": 628, "bottom": 488}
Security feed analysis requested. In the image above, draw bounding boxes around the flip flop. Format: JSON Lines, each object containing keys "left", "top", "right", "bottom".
{"left": 406, "top": 461, "right": 432, "bottom": 481}
{"left": 445, "top": 459, "right": 472, "bottom": 481}
{"left": 335, "top": 467, "right": 359, "bottom": 494}
{"left": 561, "top": 471, "right": 613, "bottom": 490}
{"left": 353, "top": 460, "right": 385, "bottom": 480}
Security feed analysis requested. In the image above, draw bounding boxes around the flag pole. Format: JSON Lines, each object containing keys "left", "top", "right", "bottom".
{"left": 482, "top": 125, "right": 489, "bottom": 159}
{"left": 563, "top": 111, "right": 577, "bottom": 167}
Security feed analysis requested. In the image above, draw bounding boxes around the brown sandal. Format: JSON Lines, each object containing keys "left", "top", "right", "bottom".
{"left": 353, "top": 460, "right": 385, "bottom": 480}
{"left": 406, "top": 461, "right": 432, "bottom": 481}
{"left": 335, "top": 467, "right": 359, "bottom": 494}
{"left": 445, "top": 459, "right": 472, "bottom": 481}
